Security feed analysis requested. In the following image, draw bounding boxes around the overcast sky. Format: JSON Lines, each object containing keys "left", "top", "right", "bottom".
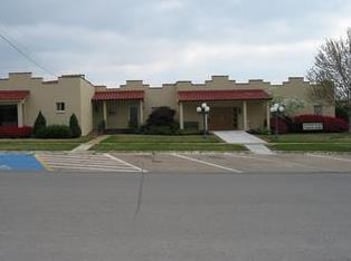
{"left": 1, "top": 0, "right": 351, "bottom": 86}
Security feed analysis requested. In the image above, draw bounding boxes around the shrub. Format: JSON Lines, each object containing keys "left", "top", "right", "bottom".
{"left": 247, "top": 128, "right": 271, "bottom": 135}
{"left": 293, "top": 114, "right": 348, "bottom": 132}
{"left": 335, "top": 105, "right": 349, "bottom": 123}
{"left": 270, "top": 117, "right": 289, "bottom": 134}
{"left": 69, "top": 114, "right": 82, "bottom": 138}
{"left": 35, "top": 125, "right": 72, "bottom": 139}
{"left": 33, "top": 111, "right": 46, "bottom": 137}
{"left": 0, "top": 126, "right": 32, "bottom": 138}
{"left": 143, "top": 106, "right": 179, "bottom": 135}
{"left": 146, "top": 106, "right": 176, "bottom": 126}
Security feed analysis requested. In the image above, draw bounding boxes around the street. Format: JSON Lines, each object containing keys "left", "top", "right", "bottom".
{"left": 1, "top": 171, "right": 351, "bottom": 260}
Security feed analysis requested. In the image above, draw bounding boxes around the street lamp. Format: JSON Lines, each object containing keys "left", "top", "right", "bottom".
{"left": 196, "top": 102, "right": 210, "bottom": 138}
{"left": 270, "top": 103, "right": 285, "bottom": 139}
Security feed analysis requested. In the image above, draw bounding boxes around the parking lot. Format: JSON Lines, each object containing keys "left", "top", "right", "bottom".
{"left": 112, "top": 152, "right": 351, "bottom": 174}
{"left": 36, "top": 151, "right": 351, "bottom": 174}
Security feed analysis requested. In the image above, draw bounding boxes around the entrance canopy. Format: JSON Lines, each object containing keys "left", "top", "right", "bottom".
{"left": 92, "top": 90, "right": 144, "bottom": 101}
{"left": 177, "top": 89, "right": 271, "bottom": 102}
{"left": 0, "top": 90, "right": 30, "bottom": 101}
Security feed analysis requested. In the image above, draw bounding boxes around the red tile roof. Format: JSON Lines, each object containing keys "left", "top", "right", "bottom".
{"left": 92, "top": 90, "right": 144, "bottom": 101}
{"left": 0, "top": 90, "right": 30, "bottom": 101}
{"left": 178, "top": 89, "right": 271, "bottom": 101}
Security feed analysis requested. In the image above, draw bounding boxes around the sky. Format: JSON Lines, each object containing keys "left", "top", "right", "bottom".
{"left": 0, "top": 0, "right": 351, "bottom": 87}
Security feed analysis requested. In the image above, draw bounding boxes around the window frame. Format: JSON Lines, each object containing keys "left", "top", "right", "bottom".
{"left": 56, "top": 102, "right": 66, "bottom": 113}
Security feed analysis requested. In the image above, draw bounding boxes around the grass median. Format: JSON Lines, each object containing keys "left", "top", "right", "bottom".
{"left": 92, "top": 134, "right": 246, "bottom": 152}
{"left": 259, "top": 133, "right": 351, "bottom": 152}
{"left": 0, "top": 136, "right": 91, "bottom": 151}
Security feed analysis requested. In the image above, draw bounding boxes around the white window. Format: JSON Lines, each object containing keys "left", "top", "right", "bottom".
{"left": 56, "top": 102, "right": 65, "bottom": 113}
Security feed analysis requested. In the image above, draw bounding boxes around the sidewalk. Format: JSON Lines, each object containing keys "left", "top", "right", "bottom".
{"left": 213, "top": 131, "right": 274, "bottom": 155}
{"left": 70, "top": 135, "right": 110, "bottom": 153}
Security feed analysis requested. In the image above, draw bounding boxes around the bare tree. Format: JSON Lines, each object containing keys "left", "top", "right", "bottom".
{"left": 307, "top": 28, "right": 351, "bottom": 131}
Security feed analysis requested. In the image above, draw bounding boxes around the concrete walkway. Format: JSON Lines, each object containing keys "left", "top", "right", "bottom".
{"left": 213, "top": 131, "right": 274, "bottom": 155}
{"left": 70, "top": 135, "right": 110, "bottom": 153}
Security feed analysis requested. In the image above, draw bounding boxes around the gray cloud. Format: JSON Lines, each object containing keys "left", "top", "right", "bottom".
{"left": 1, "top": 0, "right": 351, "bottom": 85}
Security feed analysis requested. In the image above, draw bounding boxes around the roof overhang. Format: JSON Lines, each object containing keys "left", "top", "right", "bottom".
{"left": 92, "top": 90, "right": 144, "bottom": 101}
{"left": 178, "top": 89, "right": 272, "bottom": 102}
{"left": 0, "top": 90, "right": 30, "bottom": 101}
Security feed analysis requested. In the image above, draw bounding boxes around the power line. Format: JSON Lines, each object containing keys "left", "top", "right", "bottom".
{"left": 0, "top": 30, "right": 57, "bottom": 77}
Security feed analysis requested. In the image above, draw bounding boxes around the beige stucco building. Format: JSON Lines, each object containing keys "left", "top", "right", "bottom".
{"left": 0, "top": 72, "right": 334, "bottom": 136}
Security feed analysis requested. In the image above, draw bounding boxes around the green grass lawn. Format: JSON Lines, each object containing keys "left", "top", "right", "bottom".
{"left": 260, "top": 133, "right": 351, "bottom": 143}
{"left": 268, "top": 143, "right": 351, "bottom": 152}
{"left": 93, "top": 134, "right": 246, "bottom": 152}
{"left": 259, "top": 133, "right": 351, "bottom": 152}
{"left": 0, "top": 136, "right": 91, "bottom": 151}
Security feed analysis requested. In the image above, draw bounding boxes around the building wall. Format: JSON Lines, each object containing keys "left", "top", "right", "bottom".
{"left": 1, "top": 73, "right": 335, "bottom": 134}
{"left": 105, "top": 100, "right": 140, "bottom": 129}
{"left": 247, "top": 101, "right": 267, "bottom": 130}
{"left": 115, "top": 75, "right": 335, "bottom": 131}
{"left": 0, "top": 72, "right": 94, "bottom": 136}
{"left": 79, "top": 78, "right": 95, "bottom": 135}
{"left": 269, "top": 77, "right": 335, "bottom": 117}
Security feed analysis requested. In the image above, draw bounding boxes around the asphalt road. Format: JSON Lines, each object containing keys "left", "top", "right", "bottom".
{"left": 1, "top": 171, "right": 351, "bottom": 261}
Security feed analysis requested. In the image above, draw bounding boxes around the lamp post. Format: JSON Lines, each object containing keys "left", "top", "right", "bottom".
{"left": 270, "top": 103, "right": 285, "bottom": 139}
{"left": 196, "top": 102, "right": 210, "bottom": 138}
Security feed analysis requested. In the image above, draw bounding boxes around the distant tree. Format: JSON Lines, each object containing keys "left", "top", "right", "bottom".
{"left": 272, "top": 96, "right": 305, "bottom": 116}
{"left": 307, "top": 28, "right": 351, "bottom": 131}
{"left": 69, "top": 113, "right": 82, "bottom": 138}
{"left": 33, "top": 111, "right": 46, "bottom": 137}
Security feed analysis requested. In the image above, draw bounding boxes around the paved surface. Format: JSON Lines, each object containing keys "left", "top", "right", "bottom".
{"left": 36, "top": 152, "right": 143, "bottom": 173}
{"left": 213, "top": 131, "right": 274, "bottom": 154}
{"left": 213, "top": 130, "right": 267, "bottom": 144}
{"left": 1, "top": 171, "right": 351, "bottom": 260}
{"left": 113, "top": 152, "right": 351, "bottom": 174}
{"left": 0, "top": 153, "right": 44, "bottom": 171}
{"left": 70, "top": 135, "right": 110, "bottom": 153}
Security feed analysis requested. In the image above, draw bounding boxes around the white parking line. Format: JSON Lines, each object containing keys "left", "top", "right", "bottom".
{"left": 104, "top": 153, "right": 146, "bottom": 172}
{"left": 307, "top": 153, "right": 351, "bottom": 163}
{"left": 172, "top": 153, "right": 243, "bottom": 173}
{"left": 224, "top": 153, "right": 278, "bottom": 163}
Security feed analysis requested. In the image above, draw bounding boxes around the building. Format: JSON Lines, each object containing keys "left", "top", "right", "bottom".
{"left": 0, "top": 72, "right": 334, "bottom": 135}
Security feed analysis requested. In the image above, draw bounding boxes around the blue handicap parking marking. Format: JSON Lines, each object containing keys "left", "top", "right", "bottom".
{"left": 0, "top": 153, "right": 44, "bottom": 171}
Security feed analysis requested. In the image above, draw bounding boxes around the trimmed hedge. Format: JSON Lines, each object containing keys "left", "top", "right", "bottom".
{"left": 33, "top": 111, "right": 47, "bottom": 137}
{"left": 35, "top": 125, "right": 73, "bottom": 139}
{"left": 0, "top": 126, "right": 33, "bottom": 138}
{"left": 293, "top": 114, "right": 348, "bottom": 133}
{"left": 69, "top": 114, "right": 82, "bottom": 138}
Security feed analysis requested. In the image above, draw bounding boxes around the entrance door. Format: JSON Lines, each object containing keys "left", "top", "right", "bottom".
{"left": 208, "top": 107, "right": 238, "bottom": 130}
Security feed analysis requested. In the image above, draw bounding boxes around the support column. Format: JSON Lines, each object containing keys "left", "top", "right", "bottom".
{"left": 17, "top": 102, "right": 23, "bottom": 127}
{"left": 243, "top": 101, "right": 248, "bottom": 130}
{"left": 139, "top": 100, "right": 144, "bottom": 126}
{"left": 103, "top": 101, "right": 108, "bottom": 129}
{"left": 179, "top": 102, "right": 184, "bottom": 130}
{"left": 266, "top": 101, "right": 271, "bottom": 131}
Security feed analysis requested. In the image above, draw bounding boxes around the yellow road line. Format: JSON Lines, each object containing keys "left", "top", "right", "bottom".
{"left": 34, "top": 154, "right": 53, "bottom": 171}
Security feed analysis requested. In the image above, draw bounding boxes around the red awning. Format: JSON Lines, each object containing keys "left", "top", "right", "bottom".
{"left": 92, "top": 90, "right": 144, "bottom": 101}
{"left": 0, "top": 90, "right": 30, "bottom": 101}
{"left": 178, "top": 89, "right": 271, "bottom": 101}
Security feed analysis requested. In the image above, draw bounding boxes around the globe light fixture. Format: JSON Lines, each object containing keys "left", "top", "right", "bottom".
{"left": 270, "top": 103, "right": 285, "bottom": 139}
{"left": 196, "top": 102, "right": 210, "bottom": 138}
